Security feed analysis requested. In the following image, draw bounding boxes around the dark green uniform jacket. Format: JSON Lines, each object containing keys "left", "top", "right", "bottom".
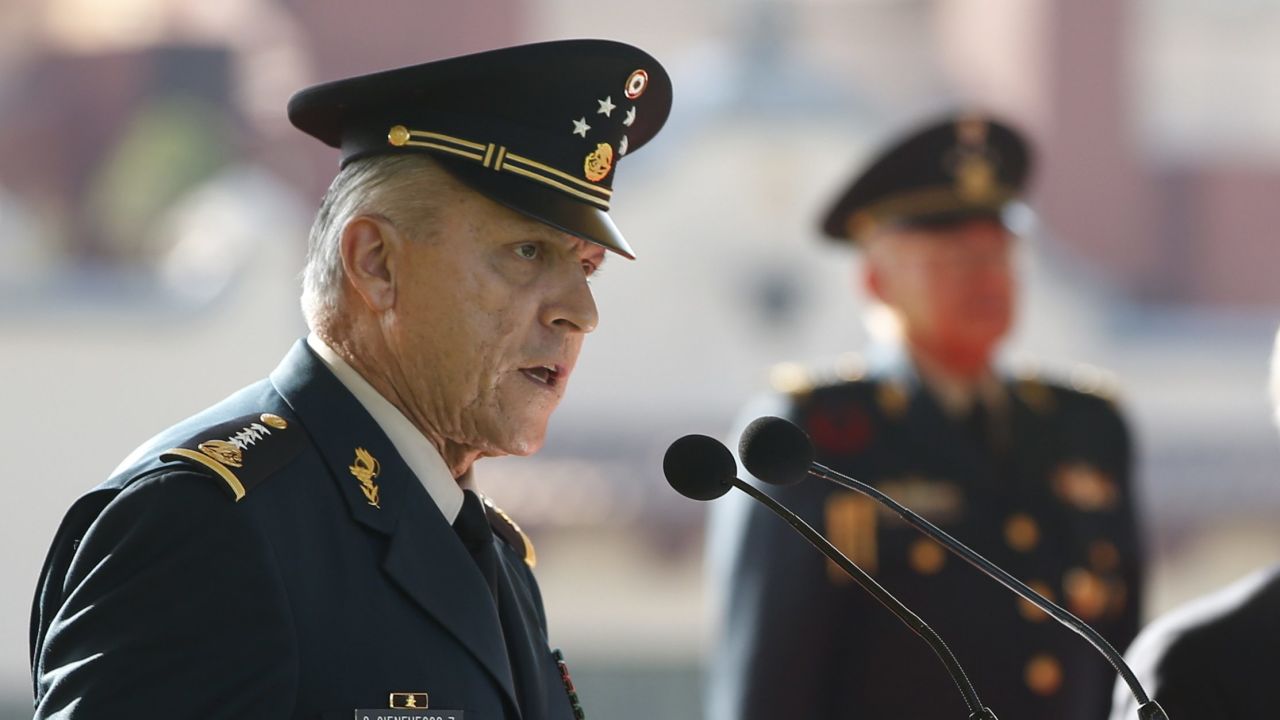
{"left": 708, "top": 368, "right": 1143, "bottom": 719}
{"left": 30, "top": 340, "right": 576, "bottom": 720}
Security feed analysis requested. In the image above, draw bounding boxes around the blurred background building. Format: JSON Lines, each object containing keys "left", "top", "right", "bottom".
{"left": 3, "top": 0, "right": 1279, "bottom": 717}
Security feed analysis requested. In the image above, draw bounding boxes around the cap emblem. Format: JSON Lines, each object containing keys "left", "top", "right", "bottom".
{"left": 625, "top": 69, "right": 649, "bottom": 99}
{"left": 951, "top": 116, "right": 998, "bottom": 201}
{"left": 584, "top": 142, "right": 614, "bottom": 182}
{"left": 955, "top": 154, "right": 997, "bottom": 201}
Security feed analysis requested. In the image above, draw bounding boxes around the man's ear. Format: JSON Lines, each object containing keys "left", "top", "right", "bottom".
{"left": 339, "top": 215, "right": 400, "bottom": 312}
{"left": 863, "top": 260, "right": 888, "bottom": 303}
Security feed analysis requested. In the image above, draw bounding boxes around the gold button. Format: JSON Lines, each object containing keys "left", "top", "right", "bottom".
{"left": 1017, "top": 580, "right": 1054, "bottom": 623}
{"left": 1089, "top": 540, "right": 1120, "bottom": 572}
{"left": 387, "top": 125, "right": 411, "bottom": 147}
{"left": 1064, "top": 567, "right": 1108, "bottom": 621}
{"left": 1004, "top": 513, "right": 1040, "bottom": 552}
{"left": 876, "top": 382, "right": 909, "bottom": 420}
{"left": 260, "top": 413, "right": 288, "bottom": 429}
{"left": 1052, "top": 463, "right": 1118, "bottom": 511}
{"left": 909, "top": 538, "right": 946, "bottom": 575}
{"left": 1025, "top": 653, "right": 1063, "bottom": 696}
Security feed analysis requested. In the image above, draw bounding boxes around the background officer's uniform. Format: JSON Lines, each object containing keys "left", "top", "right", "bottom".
{"left": 707, "top": 116, "right": 1143, "bottom": 719}
{"left": 30, "top": 39, "right": 671, "bottom": 719}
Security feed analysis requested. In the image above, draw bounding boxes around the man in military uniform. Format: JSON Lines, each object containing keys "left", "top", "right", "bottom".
{"left": 1108, "top": 328, "right": 1280, "bottom": 720}
{"left": 707, "top": 114, "right": 1143, "bottom": 719}
{"left": 30, "top": 40, "right": 671, "bottom": 719}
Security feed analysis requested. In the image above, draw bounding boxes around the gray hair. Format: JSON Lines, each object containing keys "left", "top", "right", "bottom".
{"left": 300, "top": 154, "right": 451, "bottom": 326}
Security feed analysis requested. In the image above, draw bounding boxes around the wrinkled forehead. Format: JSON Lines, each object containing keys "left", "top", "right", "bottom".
{"left": 441, "top": 187, "right": 607, "bottom": 263}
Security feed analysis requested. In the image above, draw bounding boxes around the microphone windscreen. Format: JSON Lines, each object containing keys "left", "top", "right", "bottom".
{"left": 663, "top": 434, "right": 737, "bottom": 501}
{"left": 739, "top": 416, "right": 814, "bottom": 486}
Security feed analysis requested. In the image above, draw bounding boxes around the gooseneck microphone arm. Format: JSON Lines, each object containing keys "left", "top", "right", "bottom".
{"left": 807, "top": 462, "right": 1166, "bottom": 720}
{"left": 731, "top": 477, "right": 998, "bottom": 720}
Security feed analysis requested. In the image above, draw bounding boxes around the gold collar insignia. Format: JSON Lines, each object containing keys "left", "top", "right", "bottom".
{"left": 349, "top": 447, "right": 381, "bottom": 508}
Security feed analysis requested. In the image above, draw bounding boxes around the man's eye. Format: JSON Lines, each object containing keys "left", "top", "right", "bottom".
{"left": 582, "top": 261, "right": 599, "bottom": 276}
{"left": 515, "top": 243, "right": 540, "bottom": 260}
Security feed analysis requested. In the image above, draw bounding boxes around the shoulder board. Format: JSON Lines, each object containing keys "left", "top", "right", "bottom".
{"left": 160, "top": 412, "right": 303, "bottom": 502}
{"left": 1066, "top": 363, "right": 1120, "bottom": 403}
{"left": 770, "top": 353, "right": 869, "bottom": 397}
{"left": 1012, "top": 375, "right": 1057, "bottom": 415}
{"left": 1014, "top": 364, "right": 1121, "bottom": 414}
{"left": 770, "top": 361, "right": 816, "bottom": 396}
{"left": 481, "top": 495, "right": 536, "bottom": 569}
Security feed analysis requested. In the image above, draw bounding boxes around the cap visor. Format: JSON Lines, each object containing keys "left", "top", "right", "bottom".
{"left": 435, "top": 156, "right": 635, "bottom": 259}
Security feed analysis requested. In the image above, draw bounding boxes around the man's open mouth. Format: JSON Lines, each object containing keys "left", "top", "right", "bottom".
{"left": 520, "top": 365, "right": 562, "bottom": 388}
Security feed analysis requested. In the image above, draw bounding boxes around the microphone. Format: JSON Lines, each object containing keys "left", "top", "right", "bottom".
{"left": 739, "top": 416, "right": 1169, "bottom": 720}
{"left": 665, "top": 434, "right": 998, "bottom": 720}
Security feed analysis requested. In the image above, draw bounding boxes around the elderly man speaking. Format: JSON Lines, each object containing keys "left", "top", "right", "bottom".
{"left": 30, "top": 40, "right": 671, "bottom": 720}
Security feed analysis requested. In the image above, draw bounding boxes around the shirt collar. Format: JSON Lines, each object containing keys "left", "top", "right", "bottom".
{"left": 872, "top": 340, "right": 1006, "bottom": 417}
{"left": 306, "top": 334, "right": 466, "bottom": 523}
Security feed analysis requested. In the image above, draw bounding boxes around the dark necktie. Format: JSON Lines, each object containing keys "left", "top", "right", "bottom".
{"left": 966, "top": 399, "right": 1013, "bottom": 486}
{"left": 966, "top": 399, "right": 992, "bottom": 450}
{"left": 453, "top": 490, "right": 499, "bottom": 601}
{"left": 454, "top": 491, "right": 546, "bottom": 715}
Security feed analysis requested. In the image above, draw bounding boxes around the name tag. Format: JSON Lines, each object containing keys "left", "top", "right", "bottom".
{"left": 353, "top": 707, "right": 463, "bottom": 712}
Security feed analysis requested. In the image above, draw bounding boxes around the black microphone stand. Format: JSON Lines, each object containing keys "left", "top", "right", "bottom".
{"left": 808, "top": 462, "right": 1168, "bottom": 720}
{"left": 733, "top": 478, "right": 999, "bottom": 720}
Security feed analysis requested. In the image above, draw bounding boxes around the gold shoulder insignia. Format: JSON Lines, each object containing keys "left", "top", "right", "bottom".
{"left": 769, "top": 361, "right": 815, "bottom": 396}
{"left": 1014, "top": 376, "right": 1056, "bottom": 415}
{"left": 161, "top": 412, "right": 302, "bottom": 502}
{"left": 1069, "top": 363, "right": 1119, "bottom": 403}
{"left": 481, "top": 495, "right": 537, "bottom": 569}
{"left": 833, "top": 352, "right": 867, "bottom": 382}
{"left": 876, "top": 380, "right": 910, "bottom": 421}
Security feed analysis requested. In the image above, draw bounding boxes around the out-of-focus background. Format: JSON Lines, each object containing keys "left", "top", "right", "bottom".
{"left": 4, "top": 0, "right": 1280, "bottom": 717}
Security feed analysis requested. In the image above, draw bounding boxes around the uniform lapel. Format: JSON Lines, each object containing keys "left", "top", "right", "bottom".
{"left": 493, "top": 556, "right": 551, "bottom": 720}
{"left": 268, "top": 340, "right": 521, "bottom": 715}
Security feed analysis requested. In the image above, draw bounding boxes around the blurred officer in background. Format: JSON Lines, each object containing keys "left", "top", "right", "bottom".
{"left": 1109, "top": 327, "right": 1280, "bottom": 720}
{"left": 30, "top": 39, "right": 670, "bottom": 720}
{"left": 708, "top": 113, "right": 1143, "bottom": 719}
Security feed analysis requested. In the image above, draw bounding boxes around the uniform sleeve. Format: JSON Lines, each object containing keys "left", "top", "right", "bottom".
{"left": 705, "top": 394, "right": 841, "bottom": 720}
{"left": 33, "top": 470, "right": 298, "bottom": 719}
{"left": 1110, "top": 625, "right": 1230, "bottom": 720}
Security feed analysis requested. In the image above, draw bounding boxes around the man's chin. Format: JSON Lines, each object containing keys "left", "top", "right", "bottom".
{"left": 482, "top": 423, "right": 550, "bottom": 458}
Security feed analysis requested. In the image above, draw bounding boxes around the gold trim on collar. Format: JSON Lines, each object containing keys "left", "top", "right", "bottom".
{"left": 166, "top": 447, "right": 247, "bottom": 501}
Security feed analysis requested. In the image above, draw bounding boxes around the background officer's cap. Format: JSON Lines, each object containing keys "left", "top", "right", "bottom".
{"left": 289, "top": 39, "right": 672, "bottom": 259}
{"left": 820, "top": 112, "right": 1032, "bottom": 244}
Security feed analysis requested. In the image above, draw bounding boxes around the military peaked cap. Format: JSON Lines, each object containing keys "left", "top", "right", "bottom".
{"left": 820, "top": 113, "right": 1032, "bottom": 243}
{"left": 288, "top": 39, "right": 673, "bottom": 259}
